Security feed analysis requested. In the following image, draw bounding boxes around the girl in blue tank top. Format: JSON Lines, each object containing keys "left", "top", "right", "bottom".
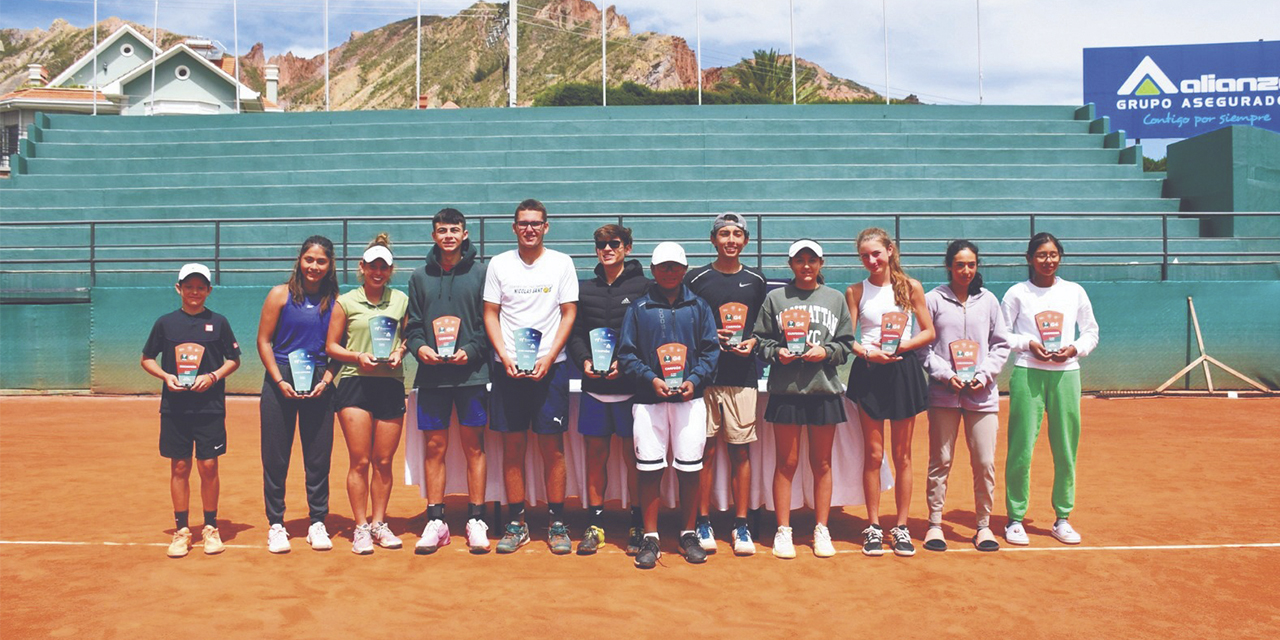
{"left": 255, "top": 235, "right": 341, "bottom": 554}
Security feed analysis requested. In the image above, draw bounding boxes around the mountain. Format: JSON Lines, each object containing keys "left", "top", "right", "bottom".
{"left": 1, "top": 0, "right": 882, "bottom": 109}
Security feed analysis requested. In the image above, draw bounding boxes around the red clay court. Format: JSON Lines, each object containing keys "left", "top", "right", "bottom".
{"left": 1, "top": 394, "right": 1277, "bottom": 638}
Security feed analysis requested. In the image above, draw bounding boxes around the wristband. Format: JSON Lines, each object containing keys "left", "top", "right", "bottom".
{"left": 275, "top": 378, "right": 285, "bottom": 386}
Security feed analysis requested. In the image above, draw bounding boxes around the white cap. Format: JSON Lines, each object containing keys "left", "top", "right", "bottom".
{"left": 788, "top": 239, "right": 824, "bottom": 258}
{"left": 177, "top": 263, "right": 212, "bottom": 283}
{"left": 650, "top": 241, "right": 687, "bottom": 266}
{"left": 362, "top": 245, "right": 394, "bottom": 265}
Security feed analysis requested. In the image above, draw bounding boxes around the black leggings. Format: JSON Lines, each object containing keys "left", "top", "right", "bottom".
{"left": 260, "top": 373, "right": 335, "bottom": 526}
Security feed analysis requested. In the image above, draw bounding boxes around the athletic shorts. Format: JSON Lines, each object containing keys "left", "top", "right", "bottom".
{"left": 416, "top": 385, "right": 488, "bottom": 430}
{"left": 578, "top": 394, "right": 635, "bottom": 438}
{"left": 160, "top": 413, "right": 227, "bottom": 460}
{"left": 334, "top": 376, "right": 407, "bottom": 421}
{"left": 764, "top": 394, "right": 847, "bottom": 426}
{"left": 632, "top": 399, "right": 707, "bottom": 473}
{"left": 489, "top": 360, "right": 570, "bottom": 434}
{"left": 704, "top": 385, "right": 758, "bottom": 444}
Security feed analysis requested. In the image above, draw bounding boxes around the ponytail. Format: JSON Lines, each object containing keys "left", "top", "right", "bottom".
{"left": 857, "top": 227, "right": 912, "bottom": 310}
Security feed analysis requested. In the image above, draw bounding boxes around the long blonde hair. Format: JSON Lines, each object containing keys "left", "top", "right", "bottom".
{"left": 857, "top": 227, "right": 912, "bottom": 310}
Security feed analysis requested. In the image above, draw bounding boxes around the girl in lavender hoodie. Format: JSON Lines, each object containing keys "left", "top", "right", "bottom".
{"left": 922, "top": 240, "right": 1010, "bottom": 552}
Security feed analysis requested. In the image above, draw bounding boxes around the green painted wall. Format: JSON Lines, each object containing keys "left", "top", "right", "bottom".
{"left": 120, "top": 52, "right": 237, "bottom": 116}
{"left": 4, "top": 280, "right": 1273, "bottom": 394}
{"left": 64, "top": 32, "right": 154, "bottom": 88}
{"left": 1166, "top": 126, "right": 1280, "bottom": 236}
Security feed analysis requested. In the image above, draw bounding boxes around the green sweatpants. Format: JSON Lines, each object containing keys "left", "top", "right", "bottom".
{"left": 1005, "top": 366, "right": 1081, "bottom": 521}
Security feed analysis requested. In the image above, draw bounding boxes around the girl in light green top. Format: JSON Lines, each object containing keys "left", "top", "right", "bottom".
{"left": 325, "top": 233, "right": 409, "bottom": 554}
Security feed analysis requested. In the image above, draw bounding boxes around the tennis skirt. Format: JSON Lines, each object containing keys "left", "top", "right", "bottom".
{"left": 845, "top": 349, "right": 928, "bottom": 421}
{"left": 764, "top": 393, "right": 847, "bottom": 426}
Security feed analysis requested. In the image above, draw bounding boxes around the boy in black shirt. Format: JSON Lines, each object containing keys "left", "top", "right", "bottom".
{"left": 141, "top": 263, "right": 241, "bottom": 558}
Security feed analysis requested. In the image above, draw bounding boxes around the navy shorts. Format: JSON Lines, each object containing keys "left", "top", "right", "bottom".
{"left": 577, "top": 394, "right": 635, "bottom": 438}
{"left": 159, "top": 413, "right": 227, "bottom": 460}
{"left": 489, "top": 360, "right": 570, "bottom": 434}
{"left": 417, "top": 384, "right": 488, "bottom": 430}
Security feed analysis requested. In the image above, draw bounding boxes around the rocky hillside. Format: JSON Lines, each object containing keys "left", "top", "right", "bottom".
{"left": 1, "top": 0, "right": 881, "bottom": 109}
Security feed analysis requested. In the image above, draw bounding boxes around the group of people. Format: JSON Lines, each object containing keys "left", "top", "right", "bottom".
{"left": 141, "top": 201, "right": 1099, "bottom": 569}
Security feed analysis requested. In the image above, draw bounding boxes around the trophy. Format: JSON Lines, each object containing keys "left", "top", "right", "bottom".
{"left": 513, "top": 327, "right": 542, "bottom": 374}
{"left": 369, "top": 315, "right": 398, "bottom": 362}
{"left": 719, "top": 302, "right": 748, "bottom": 346}
{"left": 288, "top": 349, "right": 316, "bottom": 394}
{"left": 780, "top": 307, "right": 812, "bottom": 355}
{"left": 657, "top": 343, "right": 688, "bottom": 390}
{"left": 433, "top": 315, "right": 461, "bottom": 359}
{"left": 175, "top": 342, "right": 205, "bottom": 388}
{"left": 588, "top": 327, "right": 616, "bottom": 375}
{"left": 949, "top": 339, "right": 979, "bottom": 383}
{"left": 879, "top": 311, "right": 909, "bottom": 354}
{"left": 1035, "top": 310, "right": 1064, "bottom": 352}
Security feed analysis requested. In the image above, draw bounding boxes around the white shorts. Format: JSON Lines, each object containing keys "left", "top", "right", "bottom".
{"left": 632, "top": 400, "right": 707, "bottom": 473}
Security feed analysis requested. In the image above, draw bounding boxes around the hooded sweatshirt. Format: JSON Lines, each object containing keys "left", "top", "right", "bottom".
{"left": 617, "top": 284, "right": 720, "bottom": 404}
{"left": 922, "top": 284, "right": 1010, "bottom": 412}
{"left": 405, "top": 239, "right": 489, "bottom": 389}
{"left": 566, "top": 259, "right": 651, "bottom": 396}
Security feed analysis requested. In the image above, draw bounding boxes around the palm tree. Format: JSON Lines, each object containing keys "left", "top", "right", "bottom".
{"left": 726, "top": 49, "right": 820, "bottom": 103}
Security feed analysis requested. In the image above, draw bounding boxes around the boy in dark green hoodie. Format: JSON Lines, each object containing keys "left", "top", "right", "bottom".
{"left": 405, "top": 208, "right": 491, "bottom": 554}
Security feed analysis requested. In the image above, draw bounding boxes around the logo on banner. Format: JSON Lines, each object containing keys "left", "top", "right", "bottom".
{"left": 1117, "top": 56, "right": 1179, "bottom": 96}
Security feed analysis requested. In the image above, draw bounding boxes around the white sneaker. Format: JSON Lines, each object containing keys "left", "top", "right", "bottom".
{"left": 466, "top": 518, "right": 491, "bottom": 554}
{"left": 267, "top": 523, "right": 291, "bottom": 554}
{"left": 731, "top": 523, "right": 756, "bottom": 556}
{"left": 306, "top": 522, "right": 333, "bottom": 551}
{"left": 1052, "top": 520, "right": 1082, "bottom": 545}
{"left": 415, "top": 519, "right": 451, "bottom": 555}
{"left": 1004, "top": 521, "right": 1030, "bottom": 546}
{"left": 352, "top": 523, "right": 374, "bottom": 555}
{"left": 696, "top": 521, "right": 717, "bottom": 553}
{"left": 772, "top": 526, "right": 796, "bottom": 559}
{"left": 370, "top": 521, "right": 402, "bottom": 549}
{"left": 813, "top": 523, "right": 836, "bottom": 558}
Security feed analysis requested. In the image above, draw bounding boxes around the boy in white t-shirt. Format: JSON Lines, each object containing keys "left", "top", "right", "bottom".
{"left": 482, "top": 199, "right": 579, "bottom": 555}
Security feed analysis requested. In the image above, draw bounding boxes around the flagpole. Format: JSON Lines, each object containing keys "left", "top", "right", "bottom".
{"left": 601, "top": 3, "right": 607, "bottom": 106}
{"left": 789, "top": 0, "right": 796, "bottom": 105}
{"left": 508, "top": 0, "right": 518, "bottom": 107}
{"left": 976, "top": 0, "right": 984, "bottom": 104}
{"left": 92, "top": 0, "right": 98, "bottom": 115}
{"left": 324, "top": 0, "right": 330, "bottom": 111}
{"left": 234, "top": 0, "right": 240, "bottom": 113}
{"left": 150, "top": 0, "right": 159, "bottom": 115}
{"left": 882, "top": 0, "right": 890, "bottom": 105}
{"left": 416, "top": 0, "right": 422, "bottom": 109}
{"left": 695, "top": 0, "right": 701, "bottom": 105}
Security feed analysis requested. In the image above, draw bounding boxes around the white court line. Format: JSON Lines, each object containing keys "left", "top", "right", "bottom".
{"left": 2, "top": 540, "right": 1279, "bottom": 554}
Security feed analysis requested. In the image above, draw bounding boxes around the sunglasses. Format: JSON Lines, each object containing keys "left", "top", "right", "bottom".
{"left": 595, "top": 239, "right": 624, "bottom": 250}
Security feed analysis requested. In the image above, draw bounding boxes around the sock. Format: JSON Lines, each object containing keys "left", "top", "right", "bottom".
{"left": 588, "top": 505, "right": 604, "bottom": 527}
{"left": 680, "top": 529, "right": 695, "bottom": 538}
{"left": 548, "top": 502, "right": 564, "bottom": 523}
{"left": 733, "top": 516, "right": 748, "bottom": 530}
{"left": 696, "top": 514, "right": 711, "bottom": 527}
{"left": 468, "top": 503, "right": 485, "bottom": 521}
{"left": 508, "top": 501, "right": 525, "bottom": 524}
{"left": 203, "top": 510, "right": 217, "bottom": 528}
{"left": 1055, "top": 518, "right": 1068, "bottom": 526}
{"left": 174, "top": 511, "right": 189, "bottom": 531}
{"left": 644, "top": 532, "right": 659, "bottom": 541}
{"left": 630, "top": 507, "right": 643, "bottom": 528}
{"left": 427, "top": 503, "right": 445, "bottom": 522}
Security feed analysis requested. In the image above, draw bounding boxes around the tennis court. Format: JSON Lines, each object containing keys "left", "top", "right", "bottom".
{"left": 1, "top": 394, "right": 1277, "bottom": 638}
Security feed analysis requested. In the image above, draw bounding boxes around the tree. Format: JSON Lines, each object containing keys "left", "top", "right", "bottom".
{"left": 725, "top": 49, "right": 820, "bottom": 103}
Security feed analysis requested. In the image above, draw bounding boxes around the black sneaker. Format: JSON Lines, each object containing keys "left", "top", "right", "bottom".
{"left": 679, "top": 531, "right": 707, "bottom": 564}
{"left": 891, "top": 525, "right": 916, "bottom": 557}
{"left": 862, "top": 524, "right": 885, "bottom": 556}
{"left": 626, "top": 526, "right": 645, "bottom": 556}
{"left": 634, "top": 536, "right": 660, "bottom": 569}
{"left": 577, "top": 525, "right": 604, "bottom": 555}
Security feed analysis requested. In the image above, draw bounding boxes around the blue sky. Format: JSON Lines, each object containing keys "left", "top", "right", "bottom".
{"left": 9, "top": 0, "right": 1278, "bottom": 156}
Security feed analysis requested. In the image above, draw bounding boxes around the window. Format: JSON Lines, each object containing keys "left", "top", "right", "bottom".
{"left": 120, "top": 43, "right": 135, "bottom": 57}
{"left": 175, "top": 65, "right": 191, "bottom": 80}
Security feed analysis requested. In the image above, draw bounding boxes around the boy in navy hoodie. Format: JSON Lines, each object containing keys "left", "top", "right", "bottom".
{"left": 618, "top": 242, "right": 719, "bottom": 569}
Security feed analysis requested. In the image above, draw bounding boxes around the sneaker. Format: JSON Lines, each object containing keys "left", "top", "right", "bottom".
{"left": 772, "top": 526, "right": 796, "bottom": 559}
{"left": 370, "top": 521, "right": 402, "bottom": 549}
{"left": 465, "top": 518, "right": 490, "bottom": 554}
{"left": 167, "top": 527, "right": 192, "bottom": 558}
{"left": 813, "top": 524, "right": 836, "bottom": 558}
{"left": 891, "top": 525, "right": 915, "bottom": 557}
{"left": 549, "top": 521, "right": 573, "bottom": 555}
{"left": 415, "top": 519, "right": 451, "bottom": 555}
{"left": 306, "top": 522, "right": 333, "bottom": 551}
{"left": 1052, "top": 520, "right": 1082, "bottom": 545}
{"left": 1004, "top": 521, "right": 1030, "bottom": 546}
{"left": 496, "top": 522, "right": 529, "bottom": 554}
{"left": 973, "top": 527, "right": 1000, "bottom": 552}
{"left": 696, "top": 521, "right": 717, "bottom": 553}
{"left": 634, "top": 535, "right": 660, "bottom": 569}
{"left": 577, "top": 525, "right": 604, "bottom": 555}
{"left": 267, "top": 523, "right": 291, "bottom": 554}
{"left": 861, "top": 525, "right": 885, "bottom": 556}
{"left": 626, "top": 526, "right": 645, "bottom": 556}
{"left": 679, "top": 531, "right": 707, "bottom": 564}
{"left": 352, "top": 523, "right": 374, "bottom": 555}
{"left": 923, "top": 526, "right": 947, "bottom": 552}
{"left": 732, "top": 524, "right": 756, "bottom": 556}
{"left": 201, "top": 525, "right": 225, "bottom": 555}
